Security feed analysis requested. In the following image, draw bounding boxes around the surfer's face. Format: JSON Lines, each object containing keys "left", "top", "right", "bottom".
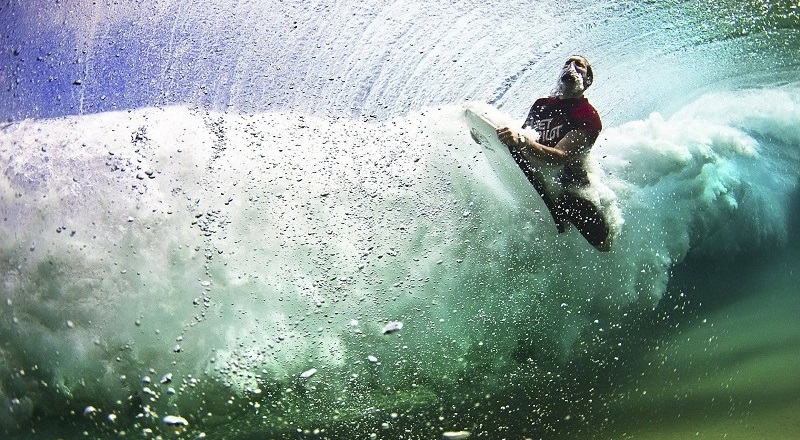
{"left": 555, "top": 56, "right": 592, "bottom": 98}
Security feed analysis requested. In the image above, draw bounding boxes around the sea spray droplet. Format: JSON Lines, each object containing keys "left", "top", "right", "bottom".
{"left": 382, "top": 321, "right": 403, "bottom": 334}
{"left": 299, "top": 368, "right": 317, "bottom": 379}
{"left": 162, "top": 415, "right": 189, "bottom": 427}
{"left": 443, "top": 431, "right": 471, "bottom": 439}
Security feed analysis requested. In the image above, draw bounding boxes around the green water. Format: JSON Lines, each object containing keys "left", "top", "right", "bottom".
{"left": 580, "top": 245, "right": 800, "bottom": 439}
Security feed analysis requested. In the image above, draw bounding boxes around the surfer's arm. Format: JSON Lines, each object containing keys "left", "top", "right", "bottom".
{"left": 498, "top": 127, "right": 593, "bottom": 166}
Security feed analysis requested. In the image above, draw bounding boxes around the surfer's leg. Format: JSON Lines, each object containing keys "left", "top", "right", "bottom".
{"left": 556, "top": 193, "right": 612, "bottom": 251}
{"left": 532, "top": 177, "right": 569, "bottom": 233}
{"left": 510, "top": 153, "right": 569, "bottom": 233}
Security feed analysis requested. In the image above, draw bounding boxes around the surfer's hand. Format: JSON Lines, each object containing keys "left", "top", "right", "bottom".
{"left": 497, "top": 126, "right": 522, "bottom": 149}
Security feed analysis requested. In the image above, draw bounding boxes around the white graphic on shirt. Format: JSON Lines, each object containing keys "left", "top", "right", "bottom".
{"left": 532, "top": 117, "right": 563, "bottom": 143}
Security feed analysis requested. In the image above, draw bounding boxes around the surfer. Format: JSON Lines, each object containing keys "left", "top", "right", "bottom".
{"left": 496, "top": 55, "right": 612, "bottom": 252}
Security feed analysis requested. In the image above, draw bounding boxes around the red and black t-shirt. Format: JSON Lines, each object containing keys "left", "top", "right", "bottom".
{"left": 522, "top": 97, "right": 602, "bottom": 148}
{"left": 520, "top": 96, "right": 602, "bottom": 187}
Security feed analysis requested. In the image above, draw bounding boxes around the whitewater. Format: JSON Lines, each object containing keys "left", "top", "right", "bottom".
{"left": 1, "top": 0, "right": 799, "bottom": 438}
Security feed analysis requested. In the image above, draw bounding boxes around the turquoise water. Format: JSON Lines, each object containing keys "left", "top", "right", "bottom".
{"left": 1, "top": 1, "right": 799, "bottom": 438}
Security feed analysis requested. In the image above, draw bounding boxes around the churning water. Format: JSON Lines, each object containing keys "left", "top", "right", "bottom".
{"left": 1, "top": 1, "right": 799, "bottom": 438}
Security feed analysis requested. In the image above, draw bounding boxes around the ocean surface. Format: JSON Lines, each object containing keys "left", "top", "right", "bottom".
{"left": 1, "top": 1, "right": 798, "bottom": 439}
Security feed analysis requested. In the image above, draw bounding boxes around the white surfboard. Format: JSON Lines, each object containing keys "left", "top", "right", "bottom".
{"left": 462, "top": 102, "right": 561, "bottom": 198}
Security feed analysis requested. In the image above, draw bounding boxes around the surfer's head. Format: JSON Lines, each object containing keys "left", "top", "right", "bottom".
{"left": 553, "top": 55, "right": 593, "bottom": 98}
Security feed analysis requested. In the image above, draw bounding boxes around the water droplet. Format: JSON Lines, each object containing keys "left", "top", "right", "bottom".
{"left": 162, "top": 415, "right": 189, "bottom": 427}
{"left": 382, "top": 321, "right": 403, "bottom": 334}
{"left": 443, "top": 431, "right": 471, "bottom": 439}
{"left": 299, "top": 368, "right": 317, "bottom": 379}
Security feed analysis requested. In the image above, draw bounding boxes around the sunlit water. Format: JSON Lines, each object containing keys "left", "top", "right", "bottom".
{"left": 1, "top": 1, "right": 798, "bottom": 439}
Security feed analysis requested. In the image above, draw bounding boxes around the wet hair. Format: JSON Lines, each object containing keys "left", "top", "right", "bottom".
{"left": 584, "top": 59, "right": 594, "bottom": 87}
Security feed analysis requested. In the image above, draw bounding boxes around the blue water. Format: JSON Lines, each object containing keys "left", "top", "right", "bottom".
{"left": 1, "top": 1, "right": 799, "bottom": 438}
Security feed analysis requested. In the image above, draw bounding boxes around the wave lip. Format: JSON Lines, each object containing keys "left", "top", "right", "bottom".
{"left": 4, "top": 0, "right": 798, "bottom": 123}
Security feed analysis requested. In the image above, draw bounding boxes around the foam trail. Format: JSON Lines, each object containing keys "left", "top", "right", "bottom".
{"left": 0, "top": 88, "right": 798, "bottom": 435}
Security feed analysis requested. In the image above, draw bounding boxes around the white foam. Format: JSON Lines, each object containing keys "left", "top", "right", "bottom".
{"left": 0, "top": 89, "right": 797, "bottom": 430}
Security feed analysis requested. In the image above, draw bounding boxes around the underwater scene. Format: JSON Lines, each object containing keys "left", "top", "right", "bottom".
{"left": 1, "top": 0, "right": 798, "bottom": 438}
